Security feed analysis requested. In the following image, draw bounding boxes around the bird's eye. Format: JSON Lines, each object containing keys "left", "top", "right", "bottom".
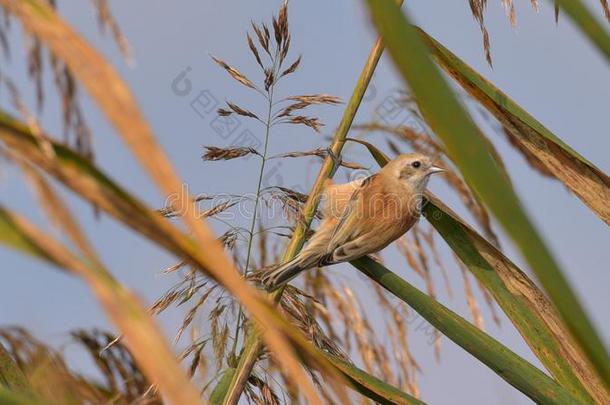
{"left": 412, "top": 161, "right": 421, "bottom": 169}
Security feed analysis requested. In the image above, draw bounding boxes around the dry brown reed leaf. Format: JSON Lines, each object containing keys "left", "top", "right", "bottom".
{"left": 427, "top": 37, "right": 610, "bottom": 225}
{"left": 460, "top": 74, "right": 610, "bottom": 226}
{"left": 427, "top": 194, "right": 610, "bottom": 403}
{"left": 202, "top": 145, "right": 260, "bottom": 161}
{"left": 211, "top": 55, "right": 257, "bottom": 90}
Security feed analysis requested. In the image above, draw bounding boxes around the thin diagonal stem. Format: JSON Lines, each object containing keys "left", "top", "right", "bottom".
{"left": 230, "top": 46, "right": 280, "bottom": 359}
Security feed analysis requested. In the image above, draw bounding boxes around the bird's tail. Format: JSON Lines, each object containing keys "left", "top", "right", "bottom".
{"left": 262, "top": 256, "right": 318, "bottom": 292}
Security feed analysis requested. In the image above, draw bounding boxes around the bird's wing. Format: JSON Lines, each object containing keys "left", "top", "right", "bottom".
{"left": 327, "top": 174, "right": 377, "bottom": 251}
{"left": 320, "top": 178, "right": 362, "bottom": 220}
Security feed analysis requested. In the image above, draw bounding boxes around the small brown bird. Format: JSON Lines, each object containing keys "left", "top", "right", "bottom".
{"left": 262, "top": 153, "right": 443, "bottom": 290}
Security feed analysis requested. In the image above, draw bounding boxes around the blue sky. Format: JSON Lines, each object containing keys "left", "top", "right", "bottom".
{"left": 1, "top": 1, "right": 609, "bottom": 403}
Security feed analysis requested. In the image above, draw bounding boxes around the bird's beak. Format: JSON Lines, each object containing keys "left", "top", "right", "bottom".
{"left": 427, "top": 165, "right": 445, "bottom": 175}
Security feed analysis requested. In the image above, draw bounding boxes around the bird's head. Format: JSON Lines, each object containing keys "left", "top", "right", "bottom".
{"left": 383, "top": 153, "right": 444, "bottom": 192}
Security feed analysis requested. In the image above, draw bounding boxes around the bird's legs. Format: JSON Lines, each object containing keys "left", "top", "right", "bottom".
{"left": 326, "top": 147, "right": 343, "bottom": 178}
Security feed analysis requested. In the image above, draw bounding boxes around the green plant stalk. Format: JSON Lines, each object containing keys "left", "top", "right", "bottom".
{"left": 351, "top": 256, "right": 581, "bottom": 405}
{"left": 219, "top": 18, "right": 399, "bottom": 405}
{"left": 424, "top": 197, "right": 597, "bottom": 404}
{"left": 352, "top": 126, "right": 601, "bottom": 403}
{"left": 366, "top": 0, "right": 610, "bottom": 393}
{"left": 324, "top": 354, "right": 425, "bottom": 405}
{"left": 231, "top": 55, "right": 278, "bottom": 359}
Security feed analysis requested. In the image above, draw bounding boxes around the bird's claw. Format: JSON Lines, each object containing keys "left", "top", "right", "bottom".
{"left": 326, "top": 147, "right": 342, "bottom": 177}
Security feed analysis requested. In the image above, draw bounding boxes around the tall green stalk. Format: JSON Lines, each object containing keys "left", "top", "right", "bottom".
{"left": 231, "top": 53, "right": 278, "bottom": 359}
{"left": 351, "top": 256, "right": 581, "bottom": 405}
